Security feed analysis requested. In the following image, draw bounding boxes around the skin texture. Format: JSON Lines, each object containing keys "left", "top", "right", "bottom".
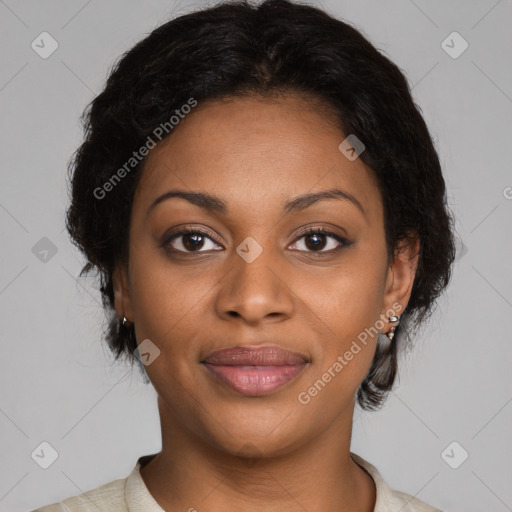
{"left": 112, "top": 92, "right": 419, "bottom": 512}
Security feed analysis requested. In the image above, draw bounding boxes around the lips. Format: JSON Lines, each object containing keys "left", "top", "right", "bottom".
{"left": 202, "top": 346, "right": 308, "bottom": 396}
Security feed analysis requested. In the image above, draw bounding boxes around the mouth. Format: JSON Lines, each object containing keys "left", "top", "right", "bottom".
{"left": 201, "top": 345, "right": 309, "bottom": 397}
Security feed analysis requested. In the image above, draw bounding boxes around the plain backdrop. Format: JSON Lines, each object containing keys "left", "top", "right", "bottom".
{"left": 1, "top": 1, "right": 511, "bottom": 511}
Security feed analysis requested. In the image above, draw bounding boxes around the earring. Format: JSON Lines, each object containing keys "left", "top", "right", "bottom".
{"left": 377, "top": 315, "right": 400, "bottom": 352}
{"left": 122, "top": 315, "right": 133, "bottom": 327}
{"left": 386, "top": 315, "right": 400, "bottom": 341}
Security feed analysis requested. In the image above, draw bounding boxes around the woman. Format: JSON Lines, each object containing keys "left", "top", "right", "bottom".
{"left": 34, "top": 0, "right": 455, "bottom": 510}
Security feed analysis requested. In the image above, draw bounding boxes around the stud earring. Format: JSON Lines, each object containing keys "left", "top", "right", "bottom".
{"left": 122, "top": 315, "right": 133, "bottom": 327}
{"left": 386, "top": 315, "right": 400, "bottom": 341}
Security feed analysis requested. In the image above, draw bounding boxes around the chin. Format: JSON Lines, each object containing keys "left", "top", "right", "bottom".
{"left": 194, "top": 403, "right": 313, "bottom": 459}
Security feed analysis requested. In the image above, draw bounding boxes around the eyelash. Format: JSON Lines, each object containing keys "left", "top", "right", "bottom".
{"left": 162, "top": 226, "right": 351, "bottom": 255}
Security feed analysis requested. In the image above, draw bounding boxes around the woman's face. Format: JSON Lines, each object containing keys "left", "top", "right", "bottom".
{"left": 114, "top": 92, "right": 415, "bottom": 457}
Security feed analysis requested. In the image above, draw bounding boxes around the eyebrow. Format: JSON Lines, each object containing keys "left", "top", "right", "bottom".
{"left": 146, "top": 187, "right": 366, "bottom": 217}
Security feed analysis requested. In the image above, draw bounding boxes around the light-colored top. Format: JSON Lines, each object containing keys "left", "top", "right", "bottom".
{"left": 33, "top": 452, "right": 442, "bottom": 511}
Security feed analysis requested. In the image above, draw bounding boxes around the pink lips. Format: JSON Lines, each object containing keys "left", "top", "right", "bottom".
{"left": 202, "top": 346, "right": 308, "bottom": 396}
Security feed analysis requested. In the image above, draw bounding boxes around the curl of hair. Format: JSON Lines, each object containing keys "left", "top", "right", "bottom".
{"left": 65, "top": 0, "right": 456, "bottom": 410}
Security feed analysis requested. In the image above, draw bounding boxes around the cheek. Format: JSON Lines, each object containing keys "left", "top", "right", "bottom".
{"left": 299, "top": 253, "right": 385, "bottom": 337}
{"left": 126, "top": 246, "right": 206, "bottom": 356}
{"left": 294, "top": 252, "right": 386, "bottom": 387}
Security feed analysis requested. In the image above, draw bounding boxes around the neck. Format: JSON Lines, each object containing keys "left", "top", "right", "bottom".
{"left": 139, "top": 397, "right": 376, "bottom": 512}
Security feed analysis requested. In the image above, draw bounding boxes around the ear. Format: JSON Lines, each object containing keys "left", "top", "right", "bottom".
{"left": 112, "top": 262, "right": 133, "bottom": 323}
{"left": 381, "top": 231, "right": 420, "bottom": 319}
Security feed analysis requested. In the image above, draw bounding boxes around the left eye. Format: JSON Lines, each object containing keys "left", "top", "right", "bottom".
{"left": 290, "top": 228, "right": 348, "bottom": 253}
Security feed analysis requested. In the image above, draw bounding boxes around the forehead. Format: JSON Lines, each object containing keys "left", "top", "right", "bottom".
{"left": 133, "top": 93, "right": 382, "bottom": 222}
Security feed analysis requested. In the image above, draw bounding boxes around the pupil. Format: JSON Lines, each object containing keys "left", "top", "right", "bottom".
{"left": 184, "top": 233, "right": 204, "bottom": 251}
{"left": 306, "top": 233, "right": 326, "bottom": 251}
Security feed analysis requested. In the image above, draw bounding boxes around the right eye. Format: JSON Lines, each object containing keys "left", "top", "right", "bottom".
{"left": 162, "top": 228, "right": 224, "bottom": 253}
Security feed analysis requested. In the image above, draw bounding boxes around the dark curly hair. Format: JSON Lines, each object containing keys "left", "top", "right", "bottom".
{"left": 65, "top": 0, "right": 456, "bottom": 410}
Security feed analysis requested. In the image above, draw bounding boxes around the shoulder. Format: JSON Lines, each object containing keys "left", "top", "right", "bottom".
{"left": 31, "top": 475, "right": 128, "bottom": 512}
{"left": 350, "top": 452, "right": 443, "bottom": 512}
{"left": 388, "top": 488, "right": 443, "bottom": 512}
{"left": 33, "top": 453, "right": 164, "bottom": 512}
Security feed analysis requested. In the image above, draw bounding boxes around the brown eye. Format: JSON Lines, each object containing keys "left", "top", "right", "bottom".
{"left": 290, "top": 227, "right": 350, "bottom": 253}
{"left": 163, "top": 228, "right": 223, "bottom": 253}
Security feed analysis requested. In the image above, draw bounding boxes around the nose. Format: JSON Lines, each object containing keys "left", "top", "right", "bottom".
{"left": 214, "top": 240, "right": 295, "bottom": 326}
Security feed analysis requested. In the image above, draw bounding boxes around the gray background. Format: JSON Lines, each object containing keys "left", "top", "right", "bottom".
{"left": 1, "top": 0, "right": 511, "bottom": 510}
